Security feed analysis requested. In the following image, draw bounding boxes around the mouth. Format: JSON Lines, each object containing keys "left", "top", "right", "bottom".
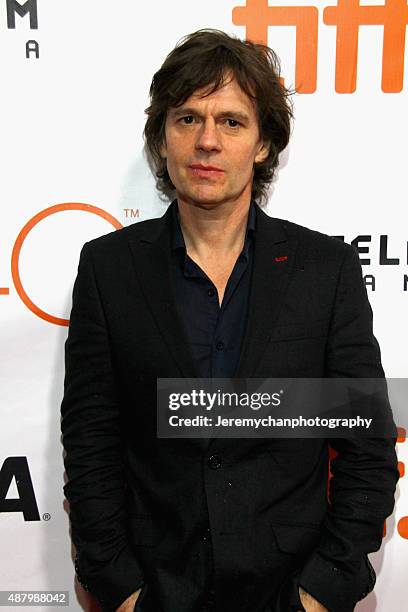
{"left": 188, "top": 164, "right": 225, "bottom": 177}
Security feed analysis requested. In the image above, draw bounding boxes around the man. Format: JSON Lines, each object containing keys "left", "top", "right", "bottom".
{"left": 61, "top": 30, "right": 398, "bottom": 612}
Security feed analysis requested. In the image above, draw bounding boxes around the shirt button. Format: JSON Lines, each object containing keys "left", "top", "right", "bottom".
{"left": 207, "top": 288, "right": 216, "bottom": 297}
{"left": 216, "top": 341, "right": 224, "bottom": 351}
{"left": 201, "top": 526, "right": 211, "bottom": 543}
{"left": 208, "top": 454, "right": 222, "bottom": 469}
{"left": 206, "top": 590, "right": 216, "bottom": 606}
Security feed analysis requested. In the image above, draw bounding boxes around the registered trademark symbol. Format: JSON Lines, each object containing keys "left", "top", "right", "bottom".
{"left": 42, "top": 513, "right": 51, "bottom": 521}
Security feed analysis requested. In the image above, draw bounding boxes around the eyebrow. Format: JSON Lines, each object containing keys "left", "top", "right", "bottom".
{"left": 169, "top": 107, "right": 251, "bottom": 123}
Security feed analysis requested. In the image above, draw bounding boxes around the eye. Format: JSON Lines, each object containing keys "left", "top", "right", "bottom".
{"left": 225, "top": 119, "right": 240, "bottom": 128}
{"left": 180, "top": 115, "right": 194, "bottom": 125}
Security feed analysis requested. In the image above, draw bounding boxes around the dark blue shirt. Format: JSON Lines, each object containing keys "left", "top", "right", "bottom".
{"left": 171, "top": 201, "right": 256, "bottom": 378}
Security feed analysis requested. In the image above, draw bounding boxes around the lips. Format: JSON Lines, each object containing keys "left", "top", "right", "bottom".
{"left": 188, "top": 164, "right": 224, "bottom": 177}
{"left": 189, "top": 164, "right": 224, "bottom": 172}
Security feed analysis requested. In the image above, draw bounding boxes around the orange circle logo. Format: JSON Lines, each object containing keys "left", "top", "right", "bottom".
{"left": 11, "top": 203, "right": 123, "bottom": 326}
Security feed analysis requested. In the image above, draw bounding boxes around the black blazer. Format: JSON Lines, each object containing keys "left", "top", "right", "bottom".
{"left": 61, "top": 201, "right": 398, "bottom": 612}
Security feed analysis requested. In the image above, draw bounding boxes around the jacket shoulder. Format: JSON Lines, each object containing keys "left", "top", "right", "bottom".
{"left": 82, "top": 214, "right": 165, "bottom": 255}
{"left": 270, "top": 215, "right": 355, "bottom": 262}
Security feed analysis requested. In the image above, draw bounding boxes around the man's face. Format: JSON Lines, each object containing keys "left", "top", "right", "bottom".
{"left": 160, "top": 76, "right": 269, "bottom": 209}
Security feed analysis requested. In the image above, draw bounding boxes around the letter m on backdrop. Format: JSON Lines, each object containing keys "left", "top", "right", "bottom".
{"left": 7, "top": 0, "right": 38, "bottom": 29}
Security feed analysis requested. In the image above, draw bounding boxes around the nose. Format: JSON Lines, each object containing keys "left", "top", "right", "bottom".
{"left": 195, "top": 118, "right": 222, "bottom": 153}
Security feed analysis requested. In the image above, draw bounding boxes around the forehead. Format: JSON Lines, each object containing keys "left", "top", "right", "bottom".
{"left": 170, "top": 77, "right": 257, "bottom": 117}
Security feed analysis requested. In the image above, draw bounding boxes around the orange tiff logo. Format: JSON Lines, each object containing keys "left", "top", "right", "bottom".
{"left": 232, "top": 0, "right": 408, "bottom": 93}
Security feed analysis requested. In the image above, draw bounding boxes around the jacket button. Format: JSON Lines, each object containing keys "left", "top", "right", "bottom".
{"left": 208, "top": 454, "right": 222, "bottom": 469}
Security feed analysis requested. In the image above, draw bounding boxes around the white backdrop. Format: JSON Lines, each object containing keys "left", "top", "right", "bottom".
{"left": 0, "top": 1, "right": 407, "bottom": 610}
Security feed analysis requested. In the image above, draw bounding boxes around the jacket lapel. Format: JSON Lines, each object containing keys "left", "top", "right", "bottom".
{"left": 235, "top": 206, "right": 298, "bottom": 377}
{"left": 127, "top": 201, "right": 200, "bottom": 379}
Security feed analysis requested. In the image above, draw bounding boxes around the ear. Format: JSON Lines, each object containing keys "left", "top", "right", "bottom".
{"left": 254, "top": 141, "right": 270, "bottom": 164}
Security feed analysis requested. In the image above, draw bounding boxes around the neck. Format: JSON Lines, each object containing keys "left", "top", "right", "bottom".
{"left": 176, "top": 197, "right": 252, "bottom": 260}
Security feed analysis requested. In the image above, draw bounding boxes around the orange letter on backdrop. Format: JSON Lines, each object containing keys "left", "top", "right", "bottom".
{"left": 324, "top": 0, "right": 408, "bottom": 93}
{"left": 233, "top": 0, "right": 319, "bottom": 93}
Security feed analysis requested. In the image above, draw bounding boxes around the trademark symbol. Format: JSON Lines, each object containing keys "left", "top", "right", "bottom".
{"left": 123, "top": 208, "right": 140, "bottom": 219}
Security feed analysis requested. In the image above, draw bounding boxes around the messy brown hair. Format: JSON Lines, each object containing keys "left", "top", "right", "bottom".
{"left": 144, "top": 29, "right": 293, "bottom": 204}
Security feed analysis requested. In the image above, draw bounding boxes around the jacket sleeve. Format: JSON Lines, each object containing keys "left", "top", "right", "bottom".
{"left": 298, "top": 244, "right": 399, "bottom": 612}
{"left": 61, "top": 242, "right": 144, "bottom": 612}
